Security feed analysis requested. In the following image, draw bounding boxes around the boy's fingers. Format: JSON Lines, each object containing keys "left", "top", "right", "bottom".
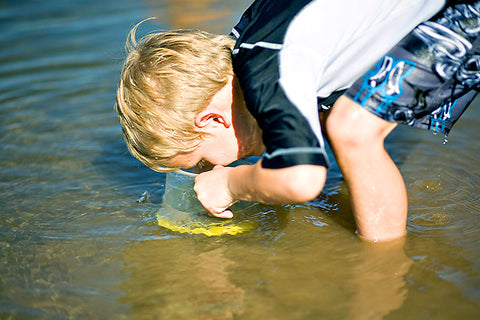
{"left": 210, "top": 209, "right": 233, "bottom": 219}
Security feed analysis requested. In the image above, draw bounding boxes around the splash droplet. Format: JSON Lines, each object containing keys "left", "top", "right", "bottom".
{"left": 443, "top": 134, "right": 449, "bottom": 145}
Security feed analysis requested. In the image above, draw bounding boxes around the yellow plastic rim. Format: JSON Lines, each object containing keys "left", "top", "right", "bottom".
{"left": 156, "top": 216, "right": 254, "bottom": 236}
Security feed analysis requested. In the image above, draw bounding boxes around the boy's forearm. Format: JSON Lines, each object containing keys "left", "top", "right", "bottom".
{"left": 227, "top": 161, "right": 326, "bottom": 205}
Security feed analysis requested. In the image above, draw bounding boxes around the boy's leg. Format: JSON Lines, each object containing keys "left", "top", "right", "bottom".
{"left": 326, "top": 97, "right": 407, "bottom": 242}
{"left": 328, "top": 1, "right": 480, "bottom": 242}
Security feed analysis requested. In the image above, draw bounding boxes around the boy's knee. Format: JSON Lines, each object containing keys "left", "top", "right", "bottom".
{"left": 326, "top": 96, "right": 395, "bottom": 152}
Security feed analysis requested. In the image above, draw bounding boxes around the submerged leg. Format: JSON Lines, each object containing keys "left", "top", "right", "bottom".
{"left": 326, "top": 96, "right": 407, "bottom": 242}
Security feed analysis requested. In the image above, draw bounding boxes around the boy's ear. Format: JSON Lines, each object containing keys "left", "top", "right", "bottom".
{"left": 195, "top": 109, "right": 231, "bottom": 129}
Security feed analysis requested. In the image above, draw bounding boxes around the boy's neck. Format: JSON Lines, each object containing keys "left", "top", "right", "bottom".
{"left": 232, "top": 75, "right": 265, "bottom": 158}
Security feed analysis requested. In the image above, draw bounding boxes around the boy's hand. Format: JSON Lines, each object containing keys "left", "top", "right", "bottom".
{"left": 194, "top": 165, "right": 236, "bottom": 219}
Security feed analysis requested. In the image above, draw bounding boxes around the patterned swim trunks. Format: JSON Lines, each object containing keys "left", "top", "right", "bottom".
{"left": 345, "top": 1, "right": 480, "bottom": 135}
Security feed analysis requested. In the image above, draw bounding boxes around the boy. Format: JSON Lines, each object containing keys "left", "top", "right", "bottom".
{"left": 116, "top": 0, "right": 479, "bottom": 241}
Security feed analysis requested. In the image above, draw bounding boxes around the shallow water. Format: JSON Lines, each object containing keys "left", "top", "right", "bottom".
{"left": 1, "top": 1, "right": 479, "bottom": 319}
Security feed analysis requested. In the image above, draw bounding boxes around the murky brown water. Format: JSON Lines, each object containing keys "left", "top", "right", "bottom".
{"left": 1, "top": 1, "right": 479, "bottom": 319}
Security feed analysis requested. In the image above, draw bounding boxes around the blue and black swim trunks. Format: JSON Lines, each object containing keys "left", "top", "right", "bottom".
{"left": 345, "top": 1, "right": 480, "bottom": 135}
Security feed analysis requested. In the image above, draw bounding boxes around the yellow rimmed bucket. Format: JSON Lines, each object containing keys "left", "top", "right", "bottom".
{"left": 156, "top": 161, "right": 257, "bottom": 236}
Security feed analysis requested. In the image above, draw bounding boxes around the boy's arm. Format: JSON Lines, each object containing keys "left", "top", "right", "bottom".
{"left": 194, "top": 161, "right": 326, "bottom": 218}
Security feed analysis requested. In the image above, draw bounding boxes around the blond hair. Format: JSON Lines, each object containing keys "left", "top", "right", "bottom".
{"left": 115, "top": 19, "right": 236, "bottom": 172}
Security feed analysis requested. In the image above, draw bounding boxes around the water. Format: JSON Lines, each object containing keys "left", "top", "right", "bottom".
{"left": 1, "top": 0, "right": 479, "bottom": 319}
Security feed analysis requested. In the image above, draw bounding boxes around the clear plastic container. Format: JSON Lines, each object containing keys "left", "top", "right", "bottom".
{"left": 157, "top": 159, "right": 258, "bottom": 236}
{"left": 163, "top": 168, "right": 254, "bottom": 213}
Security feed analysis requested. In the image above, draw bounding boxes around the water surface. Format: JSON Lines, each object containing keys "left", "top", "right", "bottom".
{"left": 1, "top": 1, "right": 479, "bottom": 319}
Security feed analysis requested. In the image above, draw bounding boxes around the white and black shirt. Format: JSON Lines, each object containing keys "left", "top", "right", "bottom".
{"left": 231, "top": 0, "right": 445, "bottom": 168}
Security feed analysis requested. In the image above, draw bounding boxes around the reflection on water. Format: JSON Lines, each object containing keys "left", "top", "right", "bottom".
{"left": 146, "top": 0, "right": 250, "bottom": 33}
{"left": 348, "top": 241, "right": 412, "bottom": 320}
{"left": 0, "top": 0, "right": 479, "bottom": 319}
{"left": 120, "top": 241, "right": 246, "bottom": 319}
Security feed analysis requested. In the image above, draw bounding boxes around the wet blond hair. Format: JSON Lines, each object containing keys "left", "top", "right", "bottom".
{"left": 115, "top": 19, "right": 235, "bottom": 172}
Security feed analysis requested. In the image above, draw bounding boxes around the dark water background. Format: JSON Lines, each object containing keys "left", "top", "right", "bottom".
{"left": 1, "top": 0, "right": 479, "bottom": 319}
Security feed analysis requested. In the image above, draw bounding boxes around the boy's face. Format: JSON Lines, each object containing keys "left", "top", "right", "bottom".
{"left": 166, "top": 125, "right": 241, "bottom": 170}
{"left": 166, "top": 75, "right": 263, "bottom": 170}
